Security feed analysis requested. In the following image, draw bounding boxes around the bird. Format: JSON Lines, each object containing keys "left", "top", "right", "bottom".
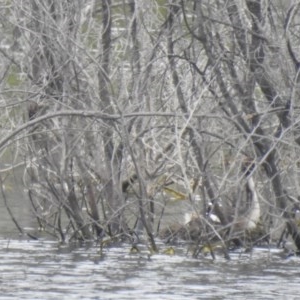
{"left": 184, "top": 160, "right": 261, "bottom": 244}
{"left": 217, "top": 160, "right": 264, "bottom": 250}
{"left": 183, "top": 202, "right": 222, "bottom": 225}
{"left": 160, "top": 158, "right": 262, "bottom": 248}
{"left": 230, "top": 171, "right": 260, "bottom": 235}
{"left": 206, "top": 202, "right": 222, "bottom": 224}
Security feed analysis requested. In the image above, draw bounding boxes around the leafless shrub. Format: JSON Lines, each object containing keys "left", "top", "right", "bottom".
{"left": 0, "top": 1, "right": 299, "bottom": 253}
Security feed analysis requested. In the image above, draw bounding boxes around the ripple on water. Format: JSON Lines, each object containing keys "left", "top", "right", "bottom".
{"left": 0, "top": 240, "right": 300, "bottom": 299}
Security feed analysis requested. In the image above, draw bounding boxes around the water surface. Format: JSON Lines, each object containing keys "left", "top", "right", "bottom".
{"left": 0, "top": 239, "right": 299, "bottom": 300}
{"left": 1, "top": 175, "right": 300, "bottom": 299}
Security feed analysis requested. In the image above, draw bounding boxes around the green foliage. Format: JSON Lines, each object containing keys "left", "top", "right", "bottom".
{"left": 156, "top": 0, "right": 168, "bottom": 19}
{"left": 6, "top": 66, "right": 22, "bottom": 87}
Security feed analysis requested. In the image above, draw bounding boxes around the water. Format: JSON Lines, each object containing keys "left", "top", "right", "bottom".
{"left": 1, "top": 176, "right": 300, "bottom": 299}
{"left": 0, "top": 239, "right": 299, "bottom": 300}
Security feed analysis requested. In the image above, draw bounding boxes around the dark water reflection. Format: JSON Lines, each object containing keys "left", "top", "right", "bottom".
{"left": 0, "top": 170, "right": 37, "bottom": 239}
{"left": 1, "top": 176, "right": 300, "bottom": 299}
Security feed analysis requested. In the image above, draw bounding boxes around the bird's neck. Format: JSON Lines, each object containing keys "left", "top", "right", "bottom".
{"left": 246, "top": 176, "right": 260, "bottom": 228}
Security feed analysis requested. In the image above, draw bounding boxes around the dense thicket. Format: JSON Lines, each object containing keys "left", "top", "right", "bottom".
{"left": 0, "top": 0, "right": 300, "bottom": 253}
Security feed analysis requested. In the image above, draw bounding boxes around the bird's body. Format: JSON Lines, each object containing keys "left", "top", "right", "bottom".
{"left": 240, "top": 176, "right": 259, "bottom": 227}
{"left": 230, "top": 174, "right": 260, "bottom": 238}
